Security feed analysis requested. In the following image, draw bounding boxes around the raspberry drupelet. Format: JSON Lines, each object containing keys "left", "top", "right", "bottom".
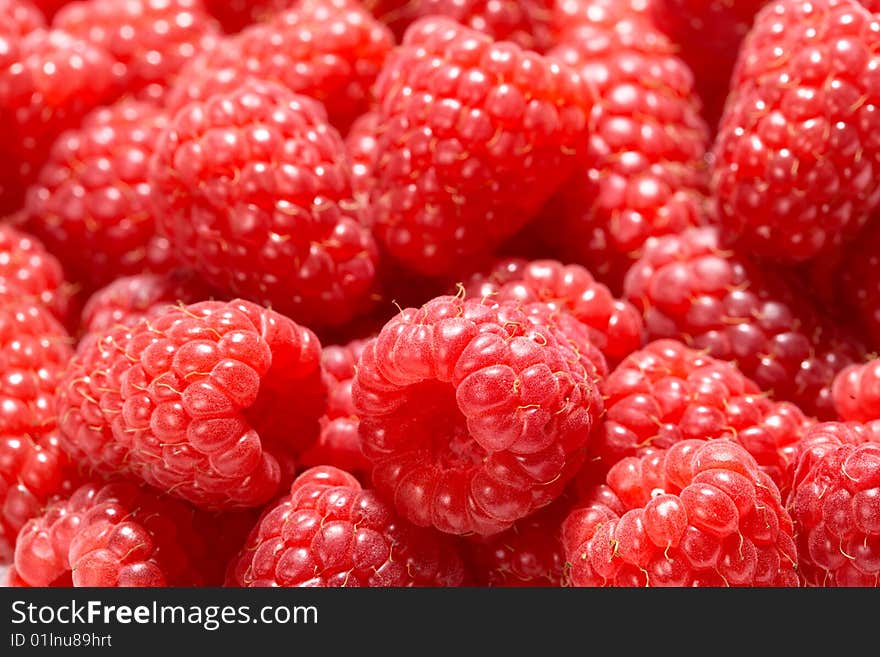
{"left": 351, "top": 294, "right": 605, "bottom": 536}
{"left": 712, "top": 0, "right": 880, "bottom": 262}
{"left": 150, "top": 77, "right": 379, "bottom": 329}
{"left": 366, "top": 16, "right": 594, "bottom": 277}
{"left": 12, "top": 480, "right": 254, "bottom": 586}
{"left": 55, "top": 299, "right": 326, "bottom": 510}
{"left": 786, "top": 422, "right": 880, "bottom": 586}
{"left": 596, "top": 339, "right": 812, "bottom": 489}
{"left": 832, "top": 359, "right": 880, "bottom": 428}
{"left": 463, "top": 257, "right": 644, "bottom": 367}
{"left": 563, "top": 439, "right": 800, "bottom": 586}
{"left": 623, "top": 226, "right": 866, "bottom": 419}
{"left": 543, "top": 0, "right": 710, "bottom": 289}
{"left": 166, "top": 0, "right": 395, "bottom": 134}
{"left": 227, "top": 465, "right": 466, "bottom": 587}
{"left": 25, "top": 99, "right": 174, "bottom": 292}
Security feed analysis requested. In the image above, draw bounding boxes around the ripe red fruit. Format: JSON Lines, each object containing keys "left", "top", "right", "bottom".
{"left": 832, "top": 360, "right": 880, "bottom": 425}
{"left": 227, "top": 465, "right": 466, "bottom": 586}
{"left": 596, "top": 339, "right": 811, "bottom": 489}
{"left": 563, "top": 439, "right": 800, "bottom": 586}
{"left": 463, "top": 258, "right": 644, "bottom": 366}
{"left": 53, "top": 0, "right": 220, "bottom": 100}
{"left": 0, "top": 0, "right": 44, "bottom": 34}
{"left": 0, "top": 28, "right": 118, "bottom": 215}
{"left": 12, "top": 480, "right": 254, "bottom": 586}
{"left": 151, "top": 77, "right": 379, "bottom": 328}
{"left": 56, "top": 299, "right": 326, "bottom": 510}
{"left": 623, "top": 226, "right": 866, "bottom": 418}
{"left": 0, "top": 223, "right": 71, "bottom": 321}
{"left": 543, "top": 0, "right": 709, "bottom": 288}
{"left": 787, "top": 422, "right": 880, "bottom": 586}
{"left": 25, "top": 99, "right": 174, "bottom": 292}
{"left": 352, "top": 295, "right": 605, "bottom": 536}
{"left": 167, "top": 0, "right": 395, "bottom": 134}
{"left": 712, "top": 0, "right": 880, "bottom": 262}
{"left": 367, "top": 16, "right": 594, "bottom": 276}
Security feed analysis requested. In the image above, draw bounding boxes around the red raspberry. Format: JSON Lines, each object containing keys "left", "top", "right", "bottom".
{"left": 0, "top": 223, "right": 71, "bottom": 321}
{"left": 367, "top": 17, "right": 594, "bottom": 276}
{"left": 80, "top": 271, "right": 215, "bottom": 336}
{"left": 832, "top": 360, "right": 880, "bottom": 424}
{"left": 650, "top": 0, "right": 768, "bottom": 129}
{"left": 597, "top": 339, "right": 811, "bottom": 490}
{"left": 25, "top": 100, "right": 174, "bottom": 292}
{"left": 542, "top": 0, "right": 709, "bottom": 289}
{"left": 227, "top": 465, "right": 466, "bottom": 586}
{"left": 712, "top": 0, "right": 880, "bottom": 262}
{"left": 0, "top": 0, "right": 44, "bottom": 34}
{"left": 151, "top": 78, "right": 379, "bottom": 329}
{"left": 461, "top": 489, "right": 573, "bottom": 586}
{"left": 346, "top": 110, "right": 380, "bottom": 206}
{"left": 203, "top": 0, "right": 294, "bottom": 33}
{"left": 352, "top": 295, "right": 605, "bottom": 536}
{"left": 463, "top": 258, "right": 644, "bottom": 366}
{"left": 563, "top": 439, "right": 799, "bottom": 586}
{"left": 367, "top": 0, "right": 555, "bottom": 52}
{"left": 56, "top": 299, "right": 327, "bottom": 510}
{"left": 0, "top": 299, "right": 78, "bottom": 560}
{"left": 623, "top": 227, "right": 866, "bottom": 419}
{"left": 787, "top": 422, "right": 880, "bottom": 586}
{"left": 166, "top": 0, "right": 394, "bottom": 134}
{"left": 53, "top": 0, "right": 220, "bottom": 100}
{"left": 300, "top": 339, "right": 373, "bottom": 481}
{"left": 13, "top": 480, "right": 253, "bottom": 586}
{"left": 0, "top": 28, "right": 118, "bottom": 215}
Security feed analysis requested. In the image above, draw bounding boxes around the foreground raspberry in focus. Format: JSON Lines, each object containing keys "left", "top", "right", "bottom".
{"left": 786, "top": 422, "right": 880, "bottom": 586}
{"left": 463, "top": 258, "right": 644, "bottom": 366}
{"left": 25, "top": 99, "right": 173, "bottom": 292}
{"left": 56, "top": 299, "right": 326, "bottom": 509}
{"left": 544, "top": 0, "right": 709, "bottom": 287}
{"left": 596, "top": 340, "right": 811, "bottom": 489}
{"left": 352, "top": 295, "right": 605, "bottom": 536}
{"left": 0, "top": 223, "right": 71, "bottom": 321}
{"left": 712, "top": 0, "right": 880, "bottom": 262}
{"left": 228, "top": 465, "right": 466, "bottom": 587}
{"left": 624, "top": 227, "right": 866, "bottom": 418}
{"left": 367, "top": 17, "right": 594, "bottom": 276}
{"left": 563, "top": 439, "right": 799, "bottom": 586}
{"left": 151, "top": 78, "right": 379, "bottom": 328}
{"left": 167, "top": 0, "right": 395, "bottom": 134}
{"left": 13, "top": 480, "right": 253, "bottom": 586}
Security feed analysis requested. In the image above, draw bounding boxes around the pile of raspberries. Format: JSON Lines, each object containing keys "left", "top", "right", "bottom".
{"left": 2, "top": 0, "right": 880, "bottom": 589}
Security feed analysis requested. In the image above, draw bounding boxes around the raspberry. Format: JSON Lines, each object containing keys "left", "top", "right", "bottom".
{"left": 367, "top": 17, "right": 594, "bottom": 276}
{"left": 650, "top": 0, "right": 768, "bottom": 128}
{"left": 711, "top": 0, "right": 880, "bottom": 262}
{"left": 80, "top": 271, "right": 215, "bottom": 336}
{"left": 0, "top": 223, "right": 71, "bottom": 321}
{"left": 203, "top": 0, "right": 294, "bottom": 33}
{"left": 597, "top": 339, "right": 811, "bottom": 489}
{"left": 563, "top": 439, "right": 799, "bottom": 586}
{"left": 0, "top": 298, "right": 77, "bottom": 560}
{"left": 461, "top": 489, "right": 573, "bottom": 586}
{"left": 56, "top": 299, "right": 327, "bottom": 510}
{"left": 351, "top": 295, "right": 605, "bottom": 536}
{"left": 0, "top": 28, "right": 118, "bottom": 215}
{"left": 0, "top": 0, "right": 44, "bottom": 35}
{"left": 13, "top": 480, "right": 252, "bottom": 586}
{"left": 166, "top": 0, "right": 395, "bottom": 133}
{"left": 346, "top": 111, "right": 380, "bottom": 206}
{"left": 53, "top": 0, "right": 221, "bottom": 99}
{"left": 623, "top": 227, "right": 866, "bottom": 418}
{"left": 463, "top": 258, "right": 645, "bottom": 367}
{"left": 367, "top": 0, "right": 555, "bottom": 52}
{"left": 227, "top": 465, "right": 466, "bottom": 586}
{"left": 151, "top": 77, "right": 379, "bottom": 329}
{"left": 25, "top": 100, "right": 174, "bottom": 292}
{"left": 787, "top": 422, "right": 880, "bottom": 586}
{"left": 300, "top": 339, "right": 373, "bottom": 481}
{"left": 542, "top": 0, "right": 709, "bottom": 289}
{"left": 832, "top": 360, "right": 880, "bottom": 424}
